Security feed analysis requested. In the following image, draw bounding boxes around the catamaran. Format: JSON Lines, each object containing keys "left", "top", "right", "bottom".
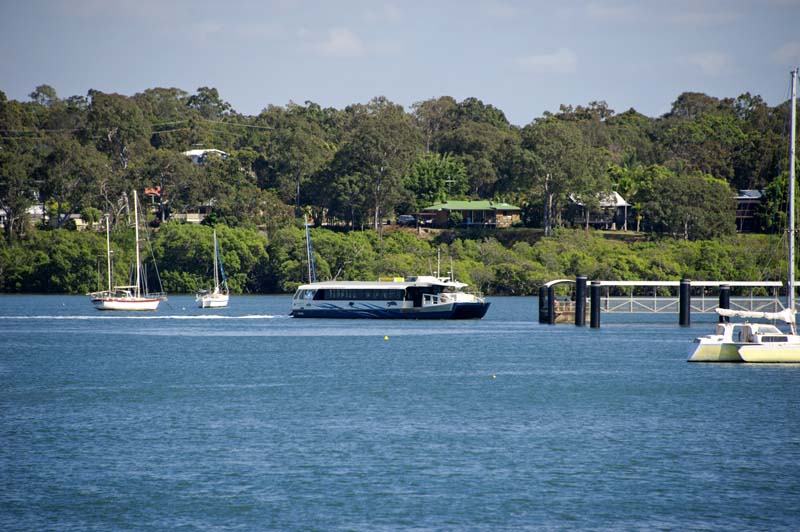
{"left": 88, "top": 191, "right": 166, "bottom": 311}
{"left": 196, "top": 230, "right": 229, "bottom": 308}
{"left": 689, "top": 68, "right": 800, "bottom": 363}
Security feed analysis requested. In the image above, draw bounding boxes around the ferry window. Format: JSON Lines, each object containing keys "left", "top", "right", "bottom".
{"left": 325, "top": 289, "right": 404, "bottom": 300}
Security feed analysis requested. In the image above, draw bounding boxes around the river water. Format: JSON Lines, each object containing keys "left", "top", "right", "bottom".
{"left": 1, "top": 295, "right": 798, "bottom": 531}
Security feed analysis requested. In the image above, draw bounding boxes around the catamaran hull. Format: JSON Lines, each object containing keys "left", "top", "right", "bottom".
{"left": 92, "top": 298, "right": 160, "bottom": 311}
{"left": 737, "top": 345, "right": 800, "bottom": 363}
{"left": 689, "top": 341, "right": 800, "bottom": 363}
{"left": 291, "top": 301, "right": 490, "bottom": 319}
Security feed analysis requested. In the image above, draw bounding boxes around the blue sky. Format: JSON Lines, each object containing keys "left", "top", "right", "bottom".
{"left": 1, "top": 0, "right": 799, "bottom": 125}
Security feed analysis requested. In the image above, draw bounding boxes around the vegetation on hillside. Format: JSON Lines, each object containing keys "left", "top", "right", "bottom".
{"left": 0, "top": 84, "right": 796, "bottom": 293}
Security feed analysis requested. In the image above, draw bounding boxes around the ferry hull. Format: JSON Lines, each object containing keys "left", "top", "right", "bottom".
{"left": 291, "top": 301, "right": 490, "bottom": 319}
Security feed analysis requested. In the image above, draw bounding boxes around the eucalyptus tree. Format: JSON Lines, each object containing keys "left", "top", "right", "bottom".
{"left": 36, "top": 135, "right": 107, "bottom": 228}
{"left": 638, "top": 170, "right": 736, "bottom": 240}
{"left": 412, "top": 96, "right": 457, "bottom": 152}
{"left": 86, "top": 90, "right": 150, "bottom": 172}
{"left": 330, "top": 97, "right": 422, "bottom": 230}
{"left": 521, "top": 117, "right": 609, "bottom": 235}
{"left": 434, "top": 98, "right": 514, "bottom": 197}
{"left": 129, "top": 149, "right": 199, "bottom": 222}
{"left": 265, "top": 111, "right": 332, "bottom": 216}
{"left": 187, "top": 87, "right": 233, "bottom": 120}
{"left": 0, "top": 149, "right": 36, "bottom": 241}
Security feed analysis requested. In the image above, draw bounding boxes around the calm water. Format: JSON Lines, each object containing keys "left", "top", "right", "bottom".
{"left": 1, "top": 295, "right": 799, "bottom": 531}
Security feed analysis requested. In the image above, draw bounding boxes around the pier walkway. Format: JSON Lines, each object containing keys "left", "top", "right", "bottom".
{"left": 539, "top": 278, "right": 785, "bottom": 327}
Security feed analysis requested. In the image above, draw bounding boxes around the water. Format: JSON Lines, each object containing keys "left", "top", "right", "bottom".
{"left": 1, "top": 295, "right": 799, "bottom": 531}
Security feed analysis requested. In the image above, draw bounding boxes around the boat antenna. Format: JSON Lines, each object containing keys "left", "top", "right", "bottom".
{"left": 789, "top": 67, "right": 797, "bottom": 332}
{"left": 437, "top": 247, "right": 441, "bottom": 278}
{"left": 305, "top": 215, "right": 317, "bottom": 283}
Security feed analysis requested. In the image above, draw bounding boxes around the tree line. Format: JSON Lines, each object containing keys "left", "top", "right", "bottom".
{"left": 0, "top": 84, "right": 797, "bottom": 293}
{"left": 2, "top": 85, "right": 796, "bottom": 239}
{"left": 0, "top": 221, "right": 786, "bottom": 295}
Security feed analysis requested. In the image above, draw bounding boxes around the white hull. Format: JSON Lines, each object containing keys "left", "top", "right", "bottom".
{"left": 197, "top": 293, "right": 229, "bottom": 308}
{"left": 88, "top": 191, "right": 166, "bottom": 312}
{"left": 689, "top": 321, "right": 800, "bottom": 363}
{"left": 738, "top": 344, "right": 800, "bottom": 363}
{"left": 92, "top": 297, "right": 161, "bottom": 311}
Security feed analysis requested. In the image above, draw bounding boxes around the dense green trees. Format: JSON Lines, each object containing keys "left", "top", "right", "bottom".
{"left": 1, "top": 222, "right": 789, "bottom": 296}
{"left": 1, "top": 82, "right": 799, "bottom": 294}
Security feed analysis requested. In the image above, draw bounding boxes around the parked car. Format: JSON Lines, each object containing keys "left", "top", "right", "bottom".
{"left": 396, "top": 214, "right": 416, "bottom": 226}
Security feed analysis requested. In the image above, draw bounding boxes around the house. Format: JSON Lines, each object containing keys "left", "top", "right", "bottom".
{"left": 183, "top": 148, "right": 228, "bottom": 164}
{"left": 735, "top": 189, "right": 763, "bottom": 233}
{"left": 568, "top": 191, "right": 631, "bottom": 230}
{"left": 421, "top": 200, "right": 521, "bottom": 228}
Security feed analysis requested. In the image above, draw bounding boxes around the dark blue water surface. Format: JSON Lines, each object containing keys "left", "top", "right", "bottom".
{"left": 1, "top": 295, "right": 799, "bottom": 531}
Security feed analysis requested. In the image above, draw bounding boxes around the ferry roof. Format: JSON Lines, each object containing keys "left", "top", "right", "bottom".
{"left": 296, "top": 276, "right": 468, "bottom": 290}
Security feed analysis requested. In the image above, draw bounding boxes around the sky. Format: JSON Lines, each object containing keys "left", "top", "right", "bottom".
{"left": 1, "top": 0, "right": 799, "bottom": 126}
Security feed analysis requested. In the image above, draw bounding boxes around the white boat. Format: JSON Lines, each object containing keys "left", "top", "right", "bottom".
{"left": 290, "top": 276, "right": 490, "bottom": 319}
{"left": 291, "top": 219, "right": 488, "bottom": 319}
{"left": 196, "top": 230, "right": 229, "bottom": 308}
{"left": 689, "top": 69, "right": 800, "bottom": 363}
{"left": 87, "top": 191, "right": 166, "bottom": 311}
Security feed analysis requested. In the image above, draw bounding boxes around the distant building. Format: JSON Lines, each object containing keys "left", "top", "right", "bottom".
{"left": 735, "top": 189, "right": 763, "bottom": 233}
{"left": 568, "top": 191, "right": 631, "bottom": 230}
{"left": 421, "top": 200, "right": 521, "bottom": 228}
{"left": 183, "top": 149, "right": 228, "bottom": 164}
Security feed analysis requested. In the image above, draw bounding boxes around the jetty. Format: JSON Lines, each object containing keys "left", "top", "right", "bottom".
{"left": 539, "top": 277, "right": 785, "bottom": 328}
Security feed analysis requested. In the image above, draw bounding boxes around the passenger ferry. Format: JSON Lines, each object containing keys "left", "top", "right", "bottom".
{"left": 290, "top": 276, "right": 490, "bottom": 319}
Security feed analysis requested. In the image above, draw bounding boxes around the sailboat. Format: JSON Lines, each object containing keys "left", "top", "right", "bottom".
{"left": 87, "top": 191, "right": 166, "bottom": 311}
{"left": 689, "top": 68, "right": 800, "bottom": 363}
{"left": 196, "top": 229, "right": 229, "bottom": 308}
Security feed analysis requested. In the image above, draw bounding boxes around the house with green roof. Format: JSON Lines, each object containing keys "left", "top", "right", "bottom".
{"left": 421, "top": 200, "right": 521, "bottom": 228}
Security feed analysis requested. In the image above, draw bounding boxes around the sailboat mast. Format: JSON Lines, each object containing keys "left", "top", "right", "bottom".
{"left": 134, "top": 191, "right": 141, "bottom": 298}
{"left": 105, "top": 214, "right": 111, "bottom": 292}
{"left": 213, "top": 230, "right": 219, "bottom": 288}
{"left": 304, "top": 215, "right": 316, "bottom": 283}
{"left": 790, "top": 69, "right": 798, "bottom": 317}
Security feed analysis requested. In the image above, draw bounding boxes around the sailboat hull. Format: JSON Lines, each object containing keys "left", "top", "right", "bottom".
{"left": 197, "top": 294, "right": 229, "bottom": 308}
{"left": 92, "top": 297, "right": 161, "bottom": 311}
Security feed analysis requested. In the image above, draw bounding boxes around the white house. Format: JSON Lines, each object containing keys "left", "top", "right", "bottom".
{"left": 182, "top": 149, "right": 228, "bottom": 164}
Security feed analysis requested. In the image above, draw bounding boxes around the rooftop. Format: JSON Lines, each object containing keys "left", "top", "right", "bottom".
{"left": 422, "top": 200, "right": 521, "bottom": 212}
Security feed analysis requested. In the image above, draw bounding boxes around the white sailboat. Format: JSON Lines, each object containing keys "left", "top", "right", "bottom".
{"left": 88, "top": 191, "right": 166, "bottom": 311}
{"left": 196, "top": 229, "right": 229, "bottom": 308}
{"left": 689, "top": 68, "right": 800, "bottom": 363}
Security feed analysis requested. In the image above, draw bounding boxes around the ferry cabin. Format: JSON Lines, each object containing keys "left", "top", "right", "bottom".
{"left": 290, "top": 276, "right": 490, "bottom": 319}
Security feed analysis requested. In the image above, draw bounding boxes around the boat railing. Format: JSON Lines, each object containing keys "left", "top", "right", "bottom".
{"left": 147, "top": 292, "right": 168, "bottom": 300}
{"left": 423, "top": 291, "right": 483, "bottom": 306}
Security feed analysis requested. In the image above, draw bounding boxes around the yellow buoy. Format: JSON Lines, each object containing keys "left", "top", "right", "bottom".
{"left": 384, "top": 336, "right": 389, "bottom": 341}
{"left": 492, "top": 374, "right": 496, "bottom": 379}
